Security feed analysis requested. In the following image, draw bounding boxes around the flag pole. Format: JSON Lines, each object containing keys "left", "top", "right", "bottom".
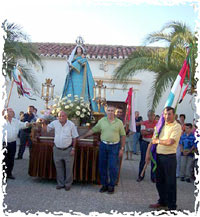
{"left": 6, "top": 78, "right": 14, "bottom": 108}
{"left": 140, "top": 162, "right": 148, "bottom": 178}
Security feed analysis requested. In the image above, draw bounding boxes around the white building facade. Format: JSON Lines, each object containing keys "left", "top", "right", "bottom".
{"left": 4, "top": 43, "right": 196, "bottom": 122}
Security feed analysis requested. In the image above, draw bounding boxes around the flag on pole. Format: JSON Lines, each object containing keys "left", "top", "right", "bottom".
{"left": 150, "top": 46, "right": 191, "bottom": 172}
{"left": 164, "top": 59, "right": 189, "bottom": 109}
{"left": 12, "top": 65, "right": 36, "bottom": 100}
{"left": 125, "top": 88, "right": 136, "bottom": 132}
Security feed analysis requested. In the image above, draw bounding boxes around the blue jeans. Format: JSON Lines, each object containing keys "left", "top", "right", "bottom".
{"left": 99, "top": 141, "right": 120, "bottom": 187}
{"left": 133, "top": 132, "right": 140, "bottom": 153}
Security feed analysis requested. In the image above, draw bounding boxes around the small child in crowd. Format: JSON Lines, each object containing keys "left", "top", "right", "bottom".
{"left": 179, "top": 123, "right": 198, "bottom": 182}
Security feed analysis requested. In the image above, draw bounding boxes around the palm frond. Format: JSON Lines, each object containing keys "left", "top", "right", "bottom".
{"left": 2, "top": 19, "right": 43, "bottom": 94}
{"left": 2, "top": 20, "right": 30, "bottom": 42}
{"left": 19, "top": 64, "right": 40, "bottom": 94}
{"left": 112, "top": 20, "right": 197, "bottom": 110}
{"left": 144, "top": 32, "right": 171, "bottom": 45}
{"left": 113, "top": 48, "right": 167, "bottom": 83}
{"left": 148, "top": 66, "right": 180, "bottom": 110}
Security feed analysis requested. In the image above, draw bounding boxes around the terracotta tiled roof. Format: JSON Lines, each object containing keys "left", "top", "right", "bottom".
{"left": 33, "top": 42, "right": 139, "bottom": 59}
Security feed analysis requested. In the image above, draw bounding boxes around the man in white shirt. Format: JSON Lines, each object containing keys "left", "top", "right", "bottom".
{"left": 42, "top": 110, "right": 79, "bottom": 191}
{"left": 2, "top": 108, "right": 30, "bottom": 179}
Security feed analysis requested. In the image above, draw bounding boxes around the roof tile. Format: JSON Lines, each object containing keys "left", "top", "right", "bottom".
{"left": 33, "top": 42, "right": 139, "bottom": 59}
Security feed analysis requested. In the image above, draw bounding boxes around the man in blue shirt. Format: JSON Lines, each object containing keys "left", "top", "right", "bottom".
{"left": 179, "top": 123, "right": 198, "bottom": 182}
{"left": 16, "top": 105, "right": 36, "bottom": 159}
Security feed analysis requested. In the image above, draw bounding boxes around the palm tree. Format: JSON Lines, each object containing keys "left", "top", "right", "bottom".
{"left": 2, "top": 19, "right": 43, "bottom": 94}
{"left": 113, "top": 21, "right": 197, "bottom": 111}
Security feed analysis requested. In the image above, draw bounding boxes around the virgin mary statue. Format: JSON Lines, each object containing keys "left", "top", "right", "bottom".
{"left": 62, "top": 38, "right": 99, "bottom": 112}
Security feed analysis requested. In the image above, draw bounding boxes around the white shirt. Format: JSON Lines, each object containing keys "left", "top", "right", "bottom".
{"left": 3, "top": 118, "right": 28, "bottom": 143}
{"left": 47, "top": 120, "right": 79, "bottom": 148}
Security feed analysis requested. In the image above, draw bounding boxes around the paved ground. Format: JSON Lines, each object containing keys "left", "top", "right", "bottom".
{"left": 2, "top": 147, "right": 198, "bottom": 216}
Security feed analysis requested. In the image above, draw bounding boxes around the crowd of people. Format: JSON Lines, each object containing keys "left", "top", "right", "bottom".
{"left": 2, "top": 104, "right": 199, "bottom": 211}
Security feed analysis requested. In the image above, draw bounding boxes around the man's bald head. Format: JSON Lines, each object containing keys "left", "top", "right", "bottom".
{"left": 58, "top": 110, "right": 68, "bottom": 125}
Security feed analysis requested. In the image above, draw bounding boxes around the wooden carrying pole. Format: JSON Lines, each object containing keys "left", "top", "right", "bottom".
{"left": 140, "top": 142, "right": 152, "bottom": 177}
{"left": 6, "top": 79, "right": 14, "bottom": 108}
{"left": 140, "top": 162, "right": 148, "bottom": 178}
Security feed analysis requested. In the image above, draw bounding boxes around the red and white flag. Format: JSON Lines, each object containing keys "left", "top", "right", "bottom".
{"left": 125, "top": 88, "right": 136, "bottom": 132}
{"left": 12, "top": 65, "right": 36, "bottom": 100}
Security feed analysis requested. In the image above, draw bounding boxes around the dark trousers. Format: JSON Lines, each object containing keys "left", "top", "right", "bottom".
{"left": 18, "top": 130, "right": 32, "bottom": 158}
{"left": 156, "top": 154, "right": 177, "bottom": 210}
{"left": 138, "top": 140, "right": 149, "bottom": 177}
{"left": 151, "top": 161, "right": 156, "bottom": 181}
{"left": 3, "top": 141, "right": 16, "bottom": 176}
{"left": 99, "top": 141, "right": 120, "bottom": 187}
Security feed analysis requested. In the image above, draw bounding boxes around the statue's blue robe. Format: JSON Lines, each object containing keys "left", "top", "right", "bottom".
{"left": 62, "top": 55, "right": 104, "bottom": 112}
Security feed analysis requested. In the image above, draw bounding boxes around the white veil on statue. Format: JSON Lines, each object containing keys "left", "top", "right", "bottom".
{"left": 66, "top": 36, "right": 86, "bottom": 75}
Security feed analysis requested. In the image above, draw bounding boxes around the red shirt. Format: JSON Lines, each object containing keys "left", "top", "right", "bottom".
{"left": 141, "top": 120, "right": 157, "bottom": 139}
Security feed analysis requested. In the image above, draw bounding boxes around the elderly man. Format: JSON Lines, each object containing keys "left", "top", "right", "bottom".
{"left": 2, "top": 108, "right": 30, "bottom": 179}
{"left": 146, "top": 106, "right": 182, "bottom": 211}
{"left": 79, "top": 105, "right": 126, "bottom": 194}
{"left": 137, "top": 110, "right": 157, "bottom": 182}
{"left": 42, "top": 110, "right": 78, "bottom": 191}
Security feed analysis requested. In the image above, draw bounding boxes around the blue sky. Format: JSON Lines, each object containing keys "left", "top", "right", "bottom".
{"left": 1, "top": 0, "right": 199, "bottom": 46}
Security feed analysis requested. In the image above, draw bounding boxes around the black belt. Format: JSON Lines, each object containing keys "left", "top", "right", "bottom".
{"left": 55, "top": 145, "right": 72, "bottom": 150}
{"left": 3, "top": 141, "right": 16, "bottom": 144}
{"left": 3, "top": 141, "right": 16, "bottom": 147}
{"left": 157, "top": 153, "right": 176, "bottom": 157}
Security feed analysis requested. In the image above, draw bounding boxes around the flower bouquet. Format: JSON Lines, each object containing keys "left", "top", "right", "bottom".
{"left": 51, "top": 94, "right": 92, "bottom": 126}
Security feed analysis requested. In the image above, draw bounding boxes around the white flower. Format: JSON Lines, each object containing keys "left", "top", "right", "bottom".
{"left": 53, "top": 104, "right": 57, "bottom": 108}
{"left": 53, "top": 98, "right": 58, "bottom": 102}
{"left": 76, "top": 106, "right": 81, "bottom": 110}
{"left": 74, "top": 95, "right": 79, "bottom": 98}
{"left": 86, "top": 123, "right": 90, "bottom": 126}
{"left": 87, "top": 112, "right": 90, "bottom": 115}
{"left": 76, "top": 111, "right": 80, "bottom": 116}
{"left": 65, "top": 105, "right": 70, "bottom": 109}
{"left": 67, "top": 94, "right": 72, "bottom": 97}
{"left": 80, "top": 103, "right": 84, "bottom": 106}
{"left": 80, "top": 97, "right": 84, "bottom": 100}
{"left": 80, "top": 114, "right": 85, "bottom": 118}
{"left": 67, "top": 100, "right": 71, "bottom": 103}
{"left": 82, "top": 108, "right": 86, "bottom": 113}
{"left": 70, "top": 103, "right": 73, "bottom": 107}
{"left": 51, "top": 110, "right": 55, "bottom": 114}
{"left": 57, "top": 108, "right": 61, "bottom": 112}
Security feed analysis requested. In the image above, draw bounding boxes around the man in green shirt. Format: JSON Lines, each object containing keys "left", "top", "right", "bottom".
{"left": 79, "top": 105, "right": 126, "bottom": 194}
